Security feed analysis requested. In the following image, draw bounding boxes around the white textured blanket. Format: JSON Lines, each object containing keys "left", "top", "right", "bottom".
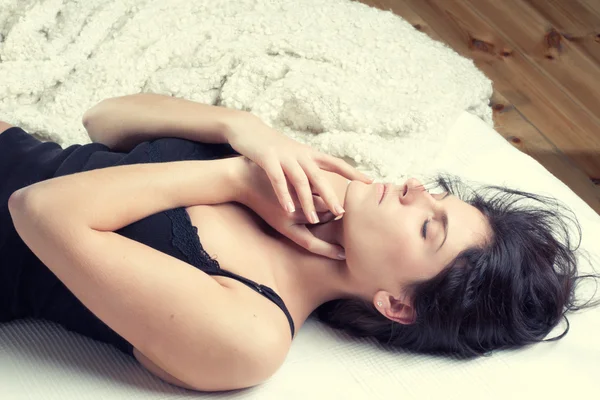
{"left": 0, "top": 0, "right": 492, "bottom": 182}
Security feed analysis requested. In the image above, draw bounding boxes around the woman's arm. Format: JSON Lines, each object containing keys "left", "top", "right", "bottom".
{"left": 82, "top": 93, "right": 253, "bottom": 152}
{"left": 80, "top": 93, "right": 372, "bottom": 259}
{"left": 11, "top": 157, "right": 245, "bottom": 232}
{"left": 7, "top": 157, "right": 288, "bottom": 390}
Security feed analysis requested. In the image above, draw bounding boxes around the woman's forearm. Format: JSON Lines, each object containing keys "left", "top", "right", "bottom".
{"left": 10, "top": 157, "right": 245, "bottom": 232}
{"left": 82, "top": 93, "right": 254, "bottom": 152}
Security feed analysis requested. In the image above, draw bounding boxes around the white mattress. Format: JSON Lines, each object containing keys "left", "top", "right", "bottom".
{"left": 2, "top": 111, "right": 599, "bottom": 399}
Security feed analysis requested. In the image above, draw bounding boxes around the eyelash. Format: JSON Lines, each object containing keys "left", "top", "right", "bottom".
{"left": 420, "top": 192, "right": 449, "bottom": 240}
{"left": 421, "top": 218, "right": 431, "bottom": 240}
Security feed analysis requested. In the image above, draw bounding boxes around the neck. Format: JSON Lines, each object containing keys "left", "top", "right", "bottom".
{"left": 270, "top": 174, "right": 371, "bottom": 325}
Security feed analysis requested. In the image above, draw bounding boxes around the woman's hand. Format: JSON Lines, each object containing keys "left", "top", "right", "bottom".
{"left": 226, "top": 113, "right": 372, "bottom": 223}
{"left": 233, "top": 157, "right": 346, "bottom": 260}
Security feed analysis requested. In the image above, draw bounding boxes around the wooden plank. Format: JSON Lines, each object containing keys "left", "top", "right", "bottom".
{"left": 579, "top": 0, "right": 600, "bottom": 19}
{"left": 524, "top": 0, "right": 600, "bottom": 33}
{"left": 466, "top": 0, "right": 600, "bottom": 121}
{"left": 491, "top": 91, "right": 600, "bottom": 214}
{"left": 524, "top": 0, "right": 600, "bottom": 66}
{"left": 398, "top": 0, "right": 600, "bottom": 182}
{"left": 529, "top": 0, "right": 600, "bottom": 32}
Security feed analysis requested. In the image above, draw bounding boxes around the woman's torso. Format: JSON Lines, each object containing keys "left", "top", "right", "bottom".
{"left": 0, "top": 127, "right": 301, "bottom": 356}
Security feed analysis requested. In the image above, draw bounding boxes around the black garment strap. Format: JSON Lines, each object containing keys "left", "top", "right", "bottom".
{"left": 166, "top": 207, "right": 296, "bottom": 339}
{"left": 208, "top": 269, "right": 296, "bottom": 339}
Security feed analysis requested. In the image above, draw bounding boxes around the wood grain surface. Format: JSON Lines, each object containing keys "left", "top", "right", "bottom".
{"left": 361, "top": 0, "right": 600, "bottom": 215}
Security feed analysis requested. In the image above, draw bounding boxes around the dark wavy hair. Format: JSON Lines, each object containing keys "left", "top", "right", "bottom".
{"left": 315, "top": 173, "right": 599, "bottom": 358}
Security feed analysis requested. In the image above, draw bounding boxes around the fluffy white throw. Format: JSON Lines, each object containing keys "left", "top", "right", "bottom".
{"left": 0, "top": 0, "right": 493, "bottom": 182}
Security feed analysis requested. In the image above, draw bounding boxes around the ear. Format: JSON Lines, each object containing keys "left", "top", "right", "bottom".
{"left": 373, "top": 291, "right": 416, "bottom": 325}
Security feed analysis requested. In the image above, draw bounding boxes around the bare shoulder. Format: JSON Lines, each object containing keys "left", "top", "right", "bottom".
{"left": 0, "top": 120, "right": 14, "bottom": 134}
{"left": 133, "top": 285, "right": 292, "bottom": 391}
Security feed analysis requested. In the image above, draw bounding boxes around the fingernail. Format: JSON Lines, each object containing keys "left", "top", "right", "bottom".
{"left": 286, "top": 201, "right": 295, "bottom": 213}
{"left": 337, "top": 250, "right": 346, "bottom": 260}
{"left": 334, "top": 204, "right": 345, "bottom": 215}
{"left": 311, "top": 211, "right": 320, "bottom": 224}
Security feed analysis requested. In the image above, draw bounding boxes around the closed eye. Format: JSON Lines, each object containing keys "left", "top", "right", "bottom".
{"left": 421, "top": 192, "right": 450, "bottom": 240}
{"left": 421, "top": 218, "right": 430, "bottom": 239}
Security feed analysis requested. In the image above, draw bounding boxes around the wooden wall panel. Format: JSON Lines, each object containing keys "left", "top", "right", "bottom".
{"left": 360, "top": 0, "right": 600, "bottom": 215}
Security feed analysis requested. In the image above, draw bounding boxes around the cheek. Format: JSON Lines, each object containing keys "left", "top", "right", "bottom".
{"left": 344, "top": 216, "right": 392, "bottom": 265}
{"left": 367, "top": 226, "right": 413, "bottom": 271}
{"left": 385, "top": 223, "right": 425, "bottom": 265}
{"left": 386, "top": 217, "right": 415, "bottom": 245}
{"left": 344, "top": 204, "right": 419, "bottom": 260}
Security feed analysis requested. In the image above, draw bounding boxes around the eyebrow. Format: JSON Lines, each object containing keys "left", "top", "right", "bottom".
{"left": 435, "top": 193, "right": 450, "bottom": 253}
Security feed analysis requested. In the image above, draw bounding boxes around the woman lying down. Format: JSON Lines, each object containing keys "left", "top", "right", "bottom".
{"left": 0, "top": 93, "right": 596, "bottom": 391}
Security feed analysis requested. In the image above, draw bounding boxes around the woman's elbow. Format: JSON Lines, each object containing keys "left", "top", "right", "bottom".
{"left": 7, "top": 188, "right": 45, "bottom": 238}
{"left": 8, "top": 187, "right": 67, "bottom": 231}
{"left": 8, "top": 188, "right": 32, "bottom": 216}
{"left": 82, "top": 101, "right": 108, "bottom": 141}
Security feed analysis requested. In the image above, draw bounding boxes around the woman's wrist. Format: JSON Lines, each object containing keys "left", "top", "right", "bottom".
{"left": 221, "top": 110, "right": 264, "bottom": 146}
{"left": 225, "top": 155, "right": 253, "bottom": 206}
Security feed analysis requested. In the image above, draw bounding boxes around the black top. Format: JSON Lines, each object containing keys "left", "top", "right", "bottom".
{"left": 0, "top": 126, "right": 295, "bottom": 356}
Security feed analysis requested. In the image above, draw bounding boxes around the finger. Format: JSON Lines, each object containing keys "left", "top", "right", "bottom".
{"left": 299, "top": 159, "right": 345, "bottom": 217}
{"left": 294, "top": 195, "right": 328, "bottom": 212}
{"left": 292, "top": 210, "right": 336, "bottom": 225}
{"left": 290, "top": 192, "right": 325, "bottom": 211}
{"left": 318, "top": 211, "right": 337, "bottom": 223}
{"left": 317, "top": 153, "right": 373, "bottom": 183}
{"left": 282, "top": 161, "right": 318, "bottom": 223}
{"left": 287, "top": 225, "right": 346, "bottom": 260}
{"left": 263, "top": 157, "right": 296, "bottom": 213}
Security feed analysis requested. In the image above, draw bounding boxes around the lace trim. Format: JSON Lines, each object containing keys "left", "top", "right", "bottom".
{"left": 146, "top": 141, "right": 221, "bottom": 272}
{"left": 163, "top": 209, "right": 220, "bottom": 272}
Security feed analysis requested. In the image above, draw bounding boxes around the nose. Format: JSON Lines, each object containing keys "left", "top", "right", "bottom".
{"left": 400, "top": 177, "right": 431, "bottom": 205}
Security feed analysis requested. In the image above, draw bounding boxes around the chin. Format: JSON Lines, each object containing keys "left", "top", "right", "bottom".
{"left": 345, "top": 179, "right": 364, "bottom": 199}
{"left": 340, "top": 186, "right": 364, "bottom": 238}
{"left": 346, "top": 180, "right": 375, "bottom": 209}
